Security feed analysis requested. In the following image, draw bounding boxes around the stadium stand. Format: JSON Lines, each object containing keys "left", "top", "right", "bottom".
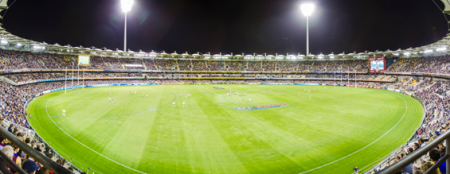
{"left": 0, "top": 0, "right": 449, "bottom": 171}
{"left": 0, "top": 47, "right": 445, "bottom": 173}
{"left": 2, "top": 47, "right": 450, "bottom": 173}
{"left": 1, "top": 51, "right": 450, "bottom": 174}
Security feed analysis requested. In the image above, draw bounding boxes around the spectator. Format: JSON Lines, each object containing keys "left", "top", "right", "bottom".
{"left": 418, "top": 138, "right": 425, "bottom": 147}
{"left": 68, "top": 166, "right": 73, "bottom": 172}
{"left": 438, "top": 143, "right": 446, "bottom": 158}
{"left": 46, "top": 153, "right": 54, "bottom": 162}
{"left": 414, "top": 143, "right": 420, "bottom": 150}
{"left": 407, "top": 147, "right": 414, "bottom": 155}
{"left": 421, "top": 149, "right": 442, "bottom": 174}
{"left": 36, "top": 167, "right": 50, "bottom": 174}
{"left": 7, "top": 125, "right": 12, "bottom": 133}
{"left": 0, "top": 146, "right": 13, "bottom": 174}
{"left": 43, "top": 147, "right": 50, "bottom": 156}
{"left": 22, "top": 159, "right": 39, "bottom": 174}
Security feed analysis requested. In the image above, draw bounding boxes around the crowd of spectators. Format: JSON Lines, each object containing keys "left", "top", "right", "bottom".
{"left": 4, "top": 49, "right": 450, "bottom": 173}
{"left": 387, "top": 56, "right": 450, "bottom": 74}
{"left": 6, "top": 73, "right": 145, "bottom": 83}
{"left": 1, "top": 76, "right": 450, "bottom": 173}
{"left": 9, "top": 50, "right": 450, "bottom": 75}
{"left": 0, "top": 50, "right": 371, "bottom": 72}
{"left": 0, "top": 50, "right": 72, "bottom": 70}
{"left": 3, "top": 72, "right": 397, "bottom": 84}
{"left": 361, "top": 78, "right": 450, "bottom": 174}
{"left": 0, "top": 81, "right": 82, "bottom": 173}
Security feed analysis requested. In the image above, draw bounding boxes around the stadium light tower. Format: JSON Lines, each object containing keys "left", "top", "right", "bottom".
{"left": 300, "top": 3, "right": 315, "bottom": 56}
{"left": 121, "top": 0, "right": 134, "bottom": 52}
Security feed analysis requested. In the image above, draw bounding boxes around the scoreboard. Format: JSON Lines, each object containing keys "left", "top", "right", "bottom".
{"left": 369, "top": 56, "right": 385, "bottom": 73}
{"left": 78, "top": 54, "right": 90, "bottom": 65}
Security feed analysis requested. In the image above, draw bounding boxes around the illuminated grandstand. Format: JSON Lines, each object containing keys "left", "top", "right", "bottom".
{"left": 0, "top": 0, "right": 449, "bottom": 174}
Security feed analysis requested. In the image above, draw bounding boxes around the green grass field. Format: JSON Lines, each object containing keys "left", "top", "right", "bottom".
{"left": 27, "top": 85, "right": 423, "bottom": 174}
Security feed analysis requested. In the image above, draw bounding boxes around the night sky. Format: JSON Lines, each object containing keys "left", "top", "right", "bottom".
{"left": 1, "top": 0, "right": 447, "bottom": 55}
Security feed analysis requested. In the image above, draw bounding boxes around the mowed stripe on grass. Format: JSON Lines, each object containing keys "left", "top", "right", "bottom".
{"left": 27, "top": 85, "right": 422, "bottom": 174}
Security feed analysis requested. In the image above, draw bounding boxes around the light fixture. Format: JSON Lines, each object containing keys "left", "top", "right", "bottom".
{"left": 436, "top": 47, "right": 447, "bottom": 52}
{"left": 329, "top": 54, "right": 334, "bottom": 59}
{"left": 1, "top": 40, "right": 7, "bottom": 44}
{"left": 16, "top": 43, "right": 22, "bottom": 47}
{"left": 125, "top": 64, "right": 143, "bottom": 67}
{"left": 300, "top": 3, "right": 315, "bottom": 17}
{"left": 121, "top": 0, "right": 134, "bottom": 13}
{"left": 424, "top": 49, "right": 433, "bottom": 54}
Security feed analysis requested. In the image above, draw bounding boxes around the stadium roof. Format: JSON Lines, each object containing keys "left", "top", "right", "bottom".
{"left": 0, "top": 1, "right": 449, "bottom": 61}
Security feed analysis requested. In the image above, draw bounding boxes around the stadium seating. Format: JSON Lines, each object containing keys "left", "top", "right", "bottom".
{"left": 1, "top": 48, "right": 450, "bottom": 173}
{"left": 0, "top": 50, "right": 371, "bottom": 72}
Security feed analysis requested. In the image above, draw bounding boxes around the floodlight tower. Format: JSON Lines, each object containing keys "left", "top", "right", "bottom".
{"left": 121, "top": 0, "right": 134, "bottom": 52}
{"left": 300, "top": 3, "right": 315, "bottom": 56}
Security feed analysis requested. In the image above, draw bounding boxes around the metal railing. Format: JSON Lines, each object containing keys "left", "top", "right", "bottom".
{"left": 0, "top": 149, "right": 27, "bottom": 174}
{"left": 0, "top": 124, "right": 73, "bottom": 173}
{"left": 378, "top": 129, "right": 450, "bottom": 174}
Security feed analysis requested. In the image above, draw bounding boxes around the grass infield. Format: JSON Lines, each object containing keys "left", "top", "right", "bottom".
{"left": 27, "top": 85, "right": 422, "bottom": 174}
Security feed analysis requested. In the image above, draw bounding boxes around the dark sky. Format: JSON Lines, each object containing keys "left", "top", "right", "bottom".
{"left": 2, "top": 0, "right": 447, "bottom": 55}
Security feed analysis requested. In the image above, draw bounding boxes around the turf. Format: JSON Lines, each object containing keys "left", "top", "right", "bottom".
{"left": 27, "top": 85, "right": 423, "bottom": 174}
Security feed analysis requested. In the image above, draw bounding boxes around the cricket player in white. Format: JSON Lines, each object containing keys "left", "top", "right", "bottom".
{"left": 62, "top": 110, "right": 66, "bottom": 116}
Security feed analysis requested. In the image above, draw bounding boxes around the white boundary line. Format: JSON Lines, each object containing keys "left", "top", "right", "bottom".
{"left": 359, "top": 93, "right": 425, "bottom": 173}
{"left": 298, "top": 92, "right": 409, "bottom": 174}
{"left": 45, "top": 100, "right": 147, "bottom": 174}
